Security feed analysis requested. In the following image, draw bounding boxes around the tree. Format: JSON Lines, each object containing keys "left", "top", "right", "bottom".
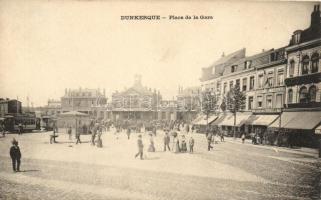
{"left": 225, "top": 85, "right": 246, "bottom": 138}
{"left": 201, "top": 91, "right": 218, "bottom": 132}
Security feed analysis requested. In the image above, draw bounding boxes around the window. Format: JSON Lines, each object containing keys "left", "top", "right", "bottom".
{"left": 242, "top": 78, "right": 247, "bottom": 91}
{"left": 229, "top": 81, "right": 233, "bottom": 90}
{"left": 311, "top": 53, "right": 319, "bottom": 73}
{"left": 266, "top": 95, "right": 272, "bottom": 108}
{"left": 277, "top": 69, "right": 284, "bottom": 86}
{"left": 288, "top": 89, "right": 293, "bottom": 104}
{"left": 289, "top": 60, "right": 295, "bottom": 77}
{"left": 250, "top": 76, "right": 255, "bottom": 90}
{"left": 258, "top": 74, "right": 264, "bottom": 88}
{"left": 257, "top": 96, "right": 263, "bottom": 108}
{"left": 302, "top": 55, "right": 309, "bottom": 75}
{"left": 267, "top": 74, "right": 273, "bottom": 87}
{"left": 309, "top": 86, "right": 317, "bottom": 102}
{"left": 223, "top": 82, "right": 227, "bottom": 94}
{"left": 236, "top": 79, "right": 240, "bottom": 88}
{"left": 248, "top": 96, "right": 253, "bottom": 110}
{"left": 299, "top": 86, "right": 308, "bottom": 103}
{"left": 276, "top": 94, "right": 283, "bottom": 108}
{"left": 231, "top": 65, "right": 237, "bottom": 73}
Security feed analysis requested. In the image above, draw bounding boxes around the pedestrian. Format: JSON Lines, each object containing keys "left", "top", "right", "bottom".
{"left": 18, "top": 123, "right": 23, "bottom": 135}
{"left": 220, "top": 130, "right": 224, "bottom": 142}
{"left": 67, "top": 126, "right": 72, "bottom": 140}
{"left": 75, "top": 128, "right": 81, "bottom": 144}
{"left": 189, "top": 136, "right": 194, "bottom": 153}
{"left": 163, "top": 131, "right": 171, "bottom": 151}
{"left": 148, "top": 134, "right": 155, "bottom": 152}
{"left": 241, "top": 133, "right": 245, "bottom": 144}
{"left": 180, "top": 135, "right": 187, "bottom": 152}
{"left": 191, "top": 125, "right": 195, "bottom": 133}
{"left": 126, "top": 127, "right": 131, "bottom": 140}
{"left": 10, "top": 139, "right": 21, "bottom": 172}
{"left": 174, "top": 135, "right": 180, "bottom": 153}
{"left": 207, "top": 132, "right": 213, "bottom": 151}
{"left": 135, "top": 135, "right": 144, "bottom": 160}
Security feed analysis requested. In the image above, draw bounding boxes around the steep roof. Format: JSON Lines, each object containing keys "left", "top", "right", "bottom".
{"left": 200, "top": 48, "right": 246, "bottom": 81}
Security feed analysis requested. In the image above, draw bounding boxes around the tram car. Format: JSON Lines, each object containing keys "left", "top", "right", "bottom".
{"left": 3, "top": 112, "right": 40, "bottom": 133}
{"left": 41, "top": 116, "right": 56, "bottom": 131}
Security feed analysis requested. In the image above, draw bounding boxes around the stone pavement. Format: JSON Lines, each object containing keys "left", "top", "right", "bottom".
{"left": 0, "top": 130, "right": 320, "bottom": 200}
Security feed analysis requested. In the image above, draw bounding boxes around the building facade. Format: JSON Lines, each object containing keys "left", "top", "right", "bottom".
{"left": 61, "top": 88, "right": 107, "bottom": 115}
{"left": 197, "top": 5, "right": 321, "bottom": 147}
{"left": 0, "top": 98, "right": 22, "bottom": 117}
{"left": 176, "top": 86, "right": 201, "bottom": 122}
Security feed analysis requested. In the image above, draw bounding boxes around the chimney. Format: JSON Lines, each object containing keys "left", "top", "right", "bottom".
{"left": 311, "top": 4, "right": 321, "bottom": 29}
{"left": 222, "top": 52, "right": 225, "bottom": 57}
{"left": 262, "top": 49, "right": 265, "bottom": 52}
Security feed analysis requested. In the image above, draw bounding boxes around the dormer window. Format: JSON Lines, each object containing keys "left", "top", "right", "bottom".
{"left": 293, "top": 30, "right": 302, "bottom": 44}
{"left": 231, "top": 65, "right": 237, "bottom": 73}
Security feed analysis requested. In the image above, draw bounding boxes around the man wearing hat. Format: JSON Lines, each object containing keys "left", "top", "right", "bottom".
{"left": 9, "top": 139, "right": 21, "bottom": 172}
{"left": 135, "top": 135, "right": 144, "bottom": 160}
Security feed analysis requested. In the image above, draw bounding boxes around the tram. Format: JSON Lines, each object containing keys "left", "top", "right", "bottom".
{"left": 2, "top": 112, "right": 40, "bottom": 133}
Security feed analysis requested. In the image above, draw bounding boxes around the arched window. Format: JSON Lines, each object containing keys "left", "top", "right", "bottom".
{"left": 289, "top": 60, "right": 295, "bottom": 77}
{"left": 288, "top": 89, "right": 293, "bottom": 104}
{"left": 299, "top": 86, "right": 308, "bottom": 103}
{"left": 311, "top": 53, "right": 319, "bottom": 73}
{"left": 301, "top": 55, "right": 309, "bottom": 75}
{"left": 309, "top": 86, "right": 317, "bottom": 102}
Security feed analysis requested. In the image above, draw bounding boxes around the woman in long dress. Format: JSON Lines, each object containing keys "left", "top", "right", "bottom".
{"left": 174, "top": 136, "right": 180, "bottom": 153}
{"left": 180, "top": 135, "right": 187, "bottom": 152}
{"left": 148, "top": 134, "right": 156, "bottom": 152}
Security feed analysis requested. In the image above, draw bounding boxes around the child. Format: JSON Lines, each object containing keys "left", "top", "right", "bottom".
{"left": 10, "top": 139, "right": 21, "bottom": 172}
{"left": 189, "top": 136, "right": 194, "bottom": 153}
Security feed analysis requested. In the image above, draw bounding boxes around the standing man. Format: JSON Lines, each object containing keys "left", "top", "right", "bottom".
{"left": 135, "top": 135, "right": 144, "bottom": 160}
{"left": 207, "top": 132, "right": 213, "bottom": 151}
{"left": 163, "top": 131, "right": 171, "bottom": 151}
{"left": 67, "top": 126, "right": 72, "bottom": 140}
{"left": 126, "top": 127, "right": 131, "bottom": 140}
{"left": 10, "top": 139, "right": 21, "bottom": 172}
{"left": 18, "top": 123, "right": 23, "bottom": 135}
{"left": 75, "top": 127, "right": 81, "bottom": 144}
{"left": 189, "top": 136, "right": 194, "bottom": 153}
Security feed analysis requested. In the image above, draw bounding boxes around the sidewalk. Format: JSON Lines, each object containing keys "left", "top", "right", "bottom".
{"left": 221, "top": 135, "right": 319, "bottom": 158}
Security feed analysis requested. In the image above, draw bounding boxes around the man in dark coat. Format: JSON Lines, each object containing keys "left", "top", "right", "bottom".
{"left": 10, "top": 139, "right": 21, "bottom": 172}
{"left": 207, "top": 132, "right": 213, "bottom": 151}
{"left": 135, "top": 135, "right": 144, "bottom": 160}
{"left": 163, "top": 131, "right": 171, "bottom": 151}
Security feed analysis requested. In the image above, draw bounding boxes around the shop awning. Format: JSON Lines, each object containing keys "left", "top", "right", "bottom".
{"left": 283, "top": 111, "right": 321, "bottom": 130}
{"left": 194, "top": 115, "right": 218, "bottom": 125}
{"left": 269, "top": 111, "right": 321, "bottom": 130}
{"left": 315, "top": 124, "right": 321, "bottom": 134}
{"left": 191, "top": 115, "right": 204, "bottom": 125}
{"left": 246, "top": 114, "right": 279, "bottom": 126}
{"left": 215, "top": 112, "right": 252, "bottom": 127}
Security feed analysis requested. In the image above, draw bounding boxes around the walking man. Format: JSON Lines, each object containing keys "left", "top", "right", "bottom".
{"left": 135, "top": 135, "right": 144, "bottom": 160}
{"left": 18, "top": 123, "right": 23, "bottom": 135}
{"left": 163, "top": 131, "right": 171, "bottom": 151}
{"left": 10, "top": 139, "right": 21, "bottom": 172}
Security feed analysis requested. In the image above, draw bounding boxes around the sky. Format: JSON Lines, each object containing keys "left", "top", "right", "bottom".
{"left": 0, "top": 0, "right": 317, "bottom": 106}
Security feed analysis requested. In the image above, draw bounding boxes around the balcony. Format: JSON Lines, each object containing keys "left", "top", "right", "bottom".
{"left": 285, "top": 72, "right": 321, "bottom": 87}
{"left": 286, "top": 102, "right": 321, "bottom": 109}
{"left": 252, "top": 108, "right": 282, "bottom": 114}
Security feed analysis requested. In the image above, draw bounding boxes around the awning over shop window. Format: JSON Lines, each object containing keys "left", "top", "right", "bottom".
{"left": 215, "top": 112, "right": 252, "bottom": 127}
{"left": 269, "top": 111, "right": 321, "bottom": 130}
{"left": 194, "top": 115, "right": 218, "bottom": 125}
{"left": 315, "top": 124, "right": 321, "bottom": 134}
{"left": 246, "top": 114, "right": 279, "bottom": 126}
